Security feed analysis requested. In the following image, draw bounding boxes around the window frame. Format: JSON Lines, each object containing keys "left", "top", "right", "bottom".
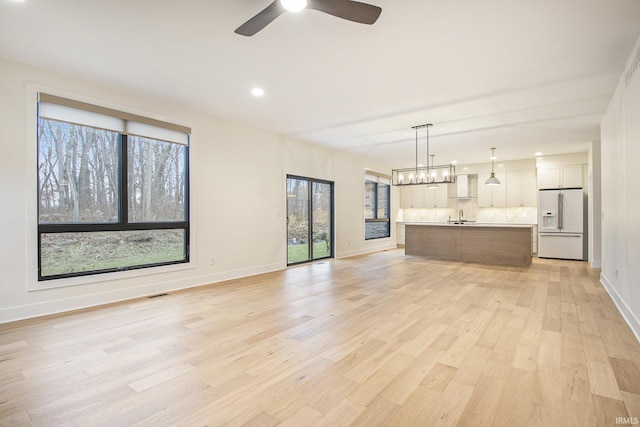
{"left": 364, "top": 173, "right": 391, "bottom": 240}
{"left": 286, "top": 174, "right": 335, "bottom": 265}
{"left": 36, "top": 95, "right": 191, "bottom": 281}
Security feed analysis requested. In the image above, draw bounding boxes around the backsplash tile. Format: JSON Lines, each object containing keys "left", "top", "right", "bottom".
{"left": 398, "top": 203, "right": 537, "bottom": 225}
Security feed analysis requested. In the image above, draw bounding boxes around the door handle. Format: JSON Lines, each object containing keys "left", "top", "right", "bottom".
{"left": 558, "top": 193, "right": 563, "bottom": 230}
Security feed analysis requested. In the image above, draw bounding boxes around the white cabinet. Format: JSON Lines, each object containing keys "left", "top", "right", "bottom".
{"left": 522, "top": 169, "right": 538, "bottom": 206}
{"left": 478, "top": 172, "right": 507, "bottom": 207}
{"left": 506, "top": 169, "right": 537, "bottom": 207}
{"left": 506, "top": 170, "right": 521, "bottom": 207}
{"left": 562, "top": 165, "right": 583, "bottom": 188}
{"left": 537, "top": 167, "right": 559, "bottom": 189}
{"left": 396, "top": 223, "right": 406, "bottom": 245}
{"left": 424, "top": 184, "right": 449, "bottom": 208}
{"left": 538, "top": 165, "right": 583, "bottom": 189}
{"left": 400, "top": 185, "right": 423, "bottom": 208}
{"left": 400, "top": 184, "right": 448, "bottom": 208}
{"left": 400, "top": 186, "right": 411, "bottom": 207}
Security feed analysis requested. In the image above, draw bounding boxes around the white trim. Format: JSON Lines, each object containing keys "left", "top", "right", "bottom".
{"left": 25, "top": 85, "right": 38, "bottom": 291}
{"left": 337, "top": 242, "right": 396, "bottom": 259}
{"left": 29, "top": 262, "right": 197, "bottom": 292}
{"left": 600, "top": 272, "right": 640, "bottom": 344}
{"left": 1, "top": 262, "right": 283, "bottom": 325}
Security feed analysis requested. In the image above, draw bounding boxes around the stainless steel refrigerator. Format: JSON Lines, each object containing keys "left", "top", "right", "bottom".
{"left": 538, "top": 188, "right": 585, "bottom": 260}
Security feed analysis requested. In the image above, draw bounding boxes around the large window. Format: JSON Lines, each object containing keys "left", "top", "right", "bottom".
{"left": 37, "top": 94, "right": 190, "bottom": 280}
{"left": 365, "top": 173, "right": 391, "bottom": 240}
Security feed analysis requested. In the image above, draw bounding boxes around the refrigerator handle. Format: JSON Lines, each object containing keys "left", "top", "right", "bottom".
{"left": 558, "top": 192, "right": 563, "bottom": 230}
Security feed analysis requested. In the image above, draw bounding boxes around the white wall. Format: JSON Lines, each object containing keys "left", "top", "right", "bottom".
{"left": 600, "top": 37, "right": 640, "bottom": 340}
{"left": 588, "top": 142, "right": 602, "bottom": 268}
{"left": 0, "top": 57, "right": 396, "bottom": 323}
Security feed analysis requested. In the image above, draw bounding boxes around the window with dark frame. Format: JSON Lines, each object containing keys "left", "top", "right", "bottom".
{"left": 37, "top": 94, "right": 190, "bottom": 281}
{"left": 365, "top": 173, "right": 391, "bottom": 240}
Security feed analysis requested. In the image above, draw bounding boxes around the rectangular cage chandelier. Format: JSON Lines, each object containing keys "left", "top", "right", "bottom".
{"left": 391, "top": 123, "right": 456, "bottom": 187}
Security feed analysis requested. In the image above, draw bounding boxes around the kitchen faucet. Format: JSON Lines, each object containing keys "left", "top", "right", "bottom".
{"left": 458, "top": 210, "right": 463, "bottom": 222}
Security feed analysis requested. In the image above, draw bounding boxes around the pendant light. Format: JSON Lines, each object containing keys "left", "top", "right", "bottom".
{"left": 426, "top": 154, "right": 439, "bottom": 189}
{"left": 485, "top": 147, "right": 501, "bottom": 186}
{"left": 392, "top": 123, "right": 455, "bottom": 186}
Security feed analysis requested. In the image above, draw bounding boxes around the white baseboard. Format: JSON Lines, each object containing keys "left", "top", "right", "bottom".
{"left": 0, "top": 262, "right": 283, "bottom": 325}
{"left": 337, "top": 243, "right": 397, "bottom": 259}
{"left": 600, "top": 272, "right": 640, "bottom": 344}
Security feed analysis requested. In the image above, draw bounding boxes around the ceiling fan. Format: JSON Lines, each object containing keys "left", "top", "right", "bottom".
{"left": 235, "top": 0, "right": 382, "bottom": 37}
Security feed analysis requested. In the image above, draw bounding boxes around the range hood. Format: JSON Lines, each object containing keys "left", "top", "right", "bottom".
{"left": 456, "top": 174, "right": 470, "bottom": 198}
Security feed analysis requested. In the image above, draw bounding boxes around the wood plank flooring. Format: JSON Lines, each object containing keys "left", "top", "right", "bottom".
{"left": 1, "top": 249, "right": 639, "bottom": 426}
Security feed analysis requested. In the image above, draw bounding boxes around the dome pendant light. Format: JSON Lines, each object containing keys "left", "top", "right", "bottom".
{"left": 485, "top": 147, "right": 501, "bottom": 186}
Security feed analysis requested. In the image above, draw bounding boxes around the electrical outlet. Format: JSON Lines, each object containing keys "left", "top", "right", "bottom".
{"left": 210, "top": 257, "right": 216, "bottom": 265}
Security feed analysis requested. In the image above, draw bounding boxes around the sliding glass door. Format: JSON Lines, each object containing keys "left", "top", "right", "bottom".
{"left": 287, "top": 176, "right": 334, "bottom": 265}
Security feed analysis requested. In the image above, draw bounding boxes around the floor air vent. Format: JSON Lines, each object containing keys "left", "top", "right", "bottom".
{"left": 148, "top": 293, "right": 169, "bottom": 298}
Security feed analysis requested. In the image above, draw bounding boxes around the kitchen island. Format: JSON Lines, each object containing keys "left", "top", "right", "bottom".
{"left": 405, "top": 223, "right": 533, "bottom": 267}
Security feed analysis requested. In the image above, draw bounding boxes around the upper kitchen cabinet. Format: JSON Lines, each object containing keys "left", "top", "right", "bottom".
{"left": 399, "top": 184, "right": 449, "bottom": 208}
{"left": 400, "top": 185, "right": 424, "bottom": 208}
{"left": 424, "top": 184, "right": 450, "bottom": 208}
{"left": 537, "top": 164, "right": 583, "bottom": 189}
{"left": 506, "top": 169, "right": 537, "bottom": 207}
{"left": 478, "top": 171, "right": 507, "bottom": 207}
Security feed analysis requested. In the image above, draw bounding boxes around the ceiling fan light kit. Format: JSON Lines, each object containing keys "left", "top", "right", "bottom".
{"left": 392, "top": 124, "right": 456, "bottom": 187}
{"left": 235, "top": 0, "right": 382, "bottom": 36}
{"left": 280, "top": 0, "right": 307, "bottom": 13}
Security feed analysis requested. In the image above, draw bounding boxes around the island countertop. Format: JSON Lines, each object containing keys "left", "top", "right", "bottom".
{"left": 399, "top": 221, "right": 534, "bottom": 228}
{"left": 405, "top": 223, "right": 533, "bottom": 267}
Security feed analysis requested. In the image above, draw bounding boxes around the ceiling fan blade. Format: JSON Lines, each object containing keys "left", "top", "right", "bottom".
{"left": 307, "top": 0, "right": 382, "bottom": 25}
{"left": 235, "top": 1, "right": 286, "bottom": 37}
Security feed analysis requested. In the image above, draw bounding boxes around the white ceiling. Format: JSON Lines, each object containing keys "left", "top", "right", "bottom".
{"left": 2, "top": 0, "right": 640, "bottom": 167}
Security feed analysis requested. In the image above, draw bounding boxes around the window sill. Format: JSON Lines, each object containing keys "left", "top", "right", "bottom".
{"left": 28, "top": 261, "right": 196, "bottom": 292}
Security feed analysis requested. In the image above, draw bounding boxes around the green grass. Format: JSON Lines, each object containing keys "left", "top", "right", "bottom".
{"left": 288, "top": 241, "right": 331, "bottom": 264}
{"left": 40, "top": 230, "right": 184, "bottom": 277}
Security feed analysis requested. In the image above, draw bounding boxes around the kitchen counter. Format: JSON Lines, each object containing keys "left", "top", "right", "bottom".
{"left": 401, "top": 222, "right": 534, "bottom": 228}
{"left": 405, "top": 223, "right": 533, "bottom": 267}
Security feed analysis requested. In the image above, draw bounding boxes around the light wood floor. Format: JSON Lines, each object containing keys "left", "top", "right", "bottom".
{"left": 1, "top": 250, "right": 640, "bottom": 426}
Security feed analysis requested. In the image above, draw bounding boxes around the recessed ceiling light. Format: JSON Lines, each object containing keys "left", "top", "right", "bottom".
{"left": 535, "top": 152, "right": 543, "bottom": 156}
{"left": 450, "top": 160, "right": 458, "bottom": 164}
{"left": 251, "top": 87, "right": 265, "bottom": 97}
{"left": 280, "top": 0, "right": 307, "bottom": 12}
